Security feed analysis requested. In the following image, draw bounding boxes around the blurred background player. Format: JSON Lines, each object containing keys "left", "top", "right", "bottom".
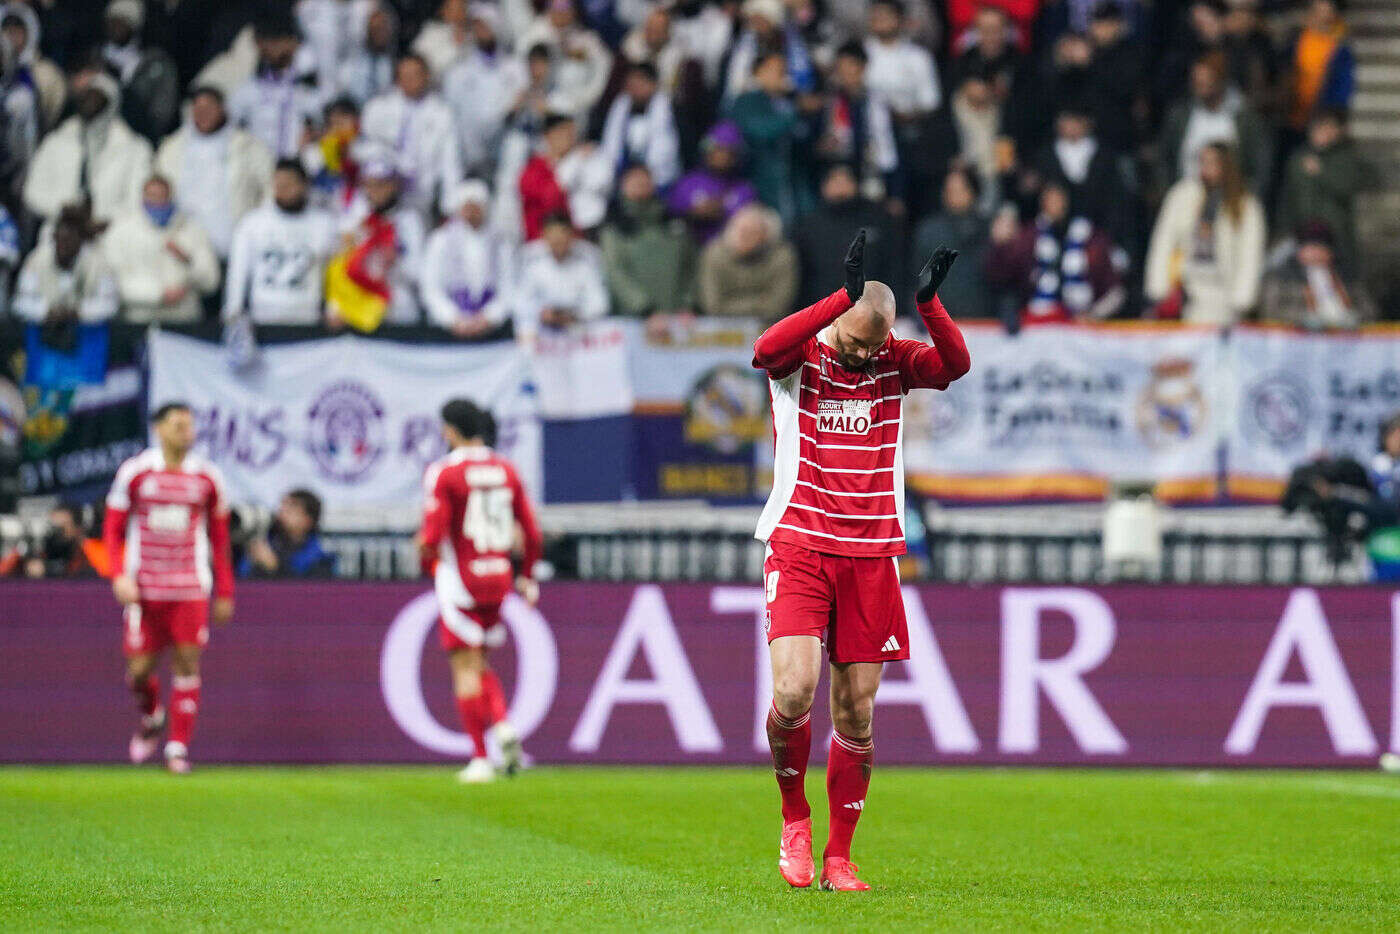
{"left": 752, "top": 231, "right": 966, "bottom": 891}
{"left": 103, "top": 403, "right": 234, "bottom": 775}
{"left": 417, "top": 399, "right": 543, "bottom": 784}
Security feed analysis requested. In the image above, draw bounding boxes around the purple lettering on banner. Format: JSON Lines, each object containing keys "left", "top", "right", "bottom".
{"left": 1, "top": 582, "right": 1396, "bottom": 766}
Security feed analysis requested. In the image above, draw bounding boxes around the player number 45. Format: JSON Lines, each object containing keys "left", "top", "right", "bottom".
{"left": 463, "top": 487, "right": 514, "bottom": 552}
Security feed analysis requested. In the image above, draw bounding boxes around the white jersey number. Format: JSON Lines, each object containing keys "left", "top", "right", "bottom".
{"left": 463, "top": 487, "right": 514, "bottom": 553}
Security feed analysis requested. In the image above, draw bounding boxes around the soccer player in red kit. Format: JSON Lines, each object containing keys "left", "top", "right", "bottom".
{"left": 418, "top": 399, "right": 543, "bottom": 784}
{"left": 754, "top": 231, "right": 967, "bottom": 891}
{"left": 104, "top": 402, "right": 234, "bottom": 774}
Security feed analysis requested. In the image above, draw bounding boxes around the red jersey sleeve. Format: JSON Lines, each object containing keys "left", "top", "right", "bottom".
{"left": 102, "top": 457, "right": 141, "bottom": 578}
{"left": 509, "top": 464, "right": 543, "bottom": 577}
{"left": 420, "top": 461, "right": 451, "bottom": 549}
{"left": 752, "top": 290, "right": 852, "bottom": 378}
{"left": 891, "top": 296, "right": 972, "bottom": 391}
{"left": 205, "top": 466, "right": 234, "bottom": 599}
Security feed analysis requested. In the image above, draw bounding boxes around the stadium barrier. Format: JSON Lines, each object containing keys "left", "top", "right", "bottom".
{"left": 5, "top": 580, "right": 1394, "bottom": 767}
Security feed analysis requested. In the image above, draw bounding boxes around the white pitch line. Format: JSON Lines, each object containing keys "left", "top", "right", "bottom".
{"left": 1178, "top": 771, "right": 1400, "bottom": 800}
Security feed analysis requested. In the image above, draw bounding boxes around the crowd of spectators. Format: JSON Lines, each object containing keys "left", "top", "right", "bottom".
{"left": 0, "top": 0, "right": 1385, "bottom": 338}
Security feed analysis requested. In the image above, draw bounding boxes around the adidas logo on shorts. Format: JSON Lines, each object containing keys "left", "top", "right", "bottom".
{"left": 881, "top": 635, "right": 900, "bottom": 652}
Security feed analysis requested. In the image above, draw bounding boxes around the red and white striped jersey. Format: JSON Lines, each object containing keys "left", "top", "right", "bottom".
{"left": 753, "top": 290, "right": 971, "bottom": 558}
{"left": 103, "top": 448, "right": 234, "bottom": 602}
{"left": 420, "top": 445, "right": 543, "bottom": 609}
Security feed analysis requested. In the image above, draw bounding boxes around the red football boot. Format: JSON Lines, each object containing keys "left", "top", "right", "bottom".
{"left": 778, "top": 818, "right": 815, "bottom": 888}
{"left": 820, "top": 857, "right": 871, "bottom": 892}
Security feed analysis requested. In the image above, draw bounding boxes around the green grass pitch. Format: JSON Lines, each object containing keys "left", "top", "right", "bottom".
{"left": 2, "top": 766, "right": 1397, "bottom": 931}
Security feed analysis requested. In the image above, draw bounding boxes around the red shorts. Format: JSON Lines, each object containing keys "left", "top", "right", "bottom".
{"left": 763, "top": 542, "right": 909, "bottom": 664}
{"left": 123, "top": 600, "right": 209, "bottom": 656}
{"left": 439, "top": 603, "right": 506, "bottom": 652}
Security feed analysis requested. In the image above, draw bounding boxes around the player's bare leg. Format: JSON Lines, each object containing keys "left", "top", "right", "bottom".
{"left": 768, "top": 635, "right": 823, "bottom": 887}
{"left": 821, "top": 660, "right": 882, "bottom": 892}
{"left": 449, "top": 647, "right": 497, "bottom": 783}
{"left": 165, "top": 645, "right": 202, "bottom": 774}
{"left": 125, "top": 652, "right": 165, "bottom": 764}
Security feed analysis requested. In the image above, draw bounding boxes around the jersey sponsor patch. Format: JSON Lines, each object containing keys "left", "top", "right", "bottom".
{"left": 146, "top": 504, "right": 191, "bottom": 533}
{"left": 466, "top": 465, "right": 508, "bottom": 487}
{"left": 817, "top": 399, "right": 873, "bottom": 435}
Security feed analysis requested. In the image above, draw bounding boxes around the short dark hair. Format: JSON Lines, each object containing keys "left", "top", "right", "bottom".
{"left": 753, "top": 50, "right": 786, "bottom": 74}
{"left": 283, "top": 488, "right": 322, "bottom": 530}
{"left": 527, "top": 42, "right": 552, "bottom": 61}
{"left": 274, "top": 157, "right": 308, "bottom": 181}
{"left": 834, "top": 40, "right": 867, "bottom": 64}
{"left": 628, "top": 60, "right": 659, "bottom": 83}
{"left": 541, "top": 210, "right": 573, "bottom": 232}
{"left": 324, "top": 95, "right": 359, "bottom": 120}
{"left": 151, "top": 401, "right": 192, "bottom": 424}
{"left": 543, "top": 111, "right": 575, "bottom": 132}
{"left": 253, "top": 11, "right": 300, "bottom": 40}
{"left": 189, "top": 85, "right": 225, "bottom": 107}
{"left": 397, "top": 51, "right": 429, "bottom": 71}
{"left": 871, "top": 0, "right": 905, "bottom": 15}
{"left": 441, "top": 398, "right": 497, "bottom": 445}
{"left": 1, "top": 12, "right": 28, "bottom": 32}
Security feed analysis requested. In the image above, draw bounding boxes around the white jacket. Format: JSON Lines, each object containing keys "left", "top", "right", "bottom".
{"left": 360, "top": 89, "right": 462, "bottom": 217}
{"left": 599, "top": 92, "right": 681, "bottom": 188}
{"left": 514, "top": 238, "right": 609, "bottom": 338}
{"left": 864, "top": 38, "right": 941, "bottom": 117}
{"left": 224, "top": 202, "right": 339, "bottom": 324}
{"left": 297, "top": 0, "right": 375, "bottom": 99}
{"left": 155, "top": 123, "right": 274, "bottom": 258}
{"left": 412, "top": 21, "right": 471, "bottom": 79}
{"left": 420, "top": 218, "right": 517, "bottom": 329}
{"left": 555, "top": 144, "right": 615, "bottom": 231}
{"left": 228, "top": 68, "right": 324, "bottom": 158}
{"left": 517, "top": 19, "right": 613, "bottom": 118}
{"left": 24, "top": 109, "right": 152, "bottom": 223}
{"left": 443, "top": 51, "right": 527, "bottom": 176}
{"left": 13, "top": 241, "right": 119, "bottom": 323}
{"left": 1145, "top": 177, "right": 1265, "bottom": 326}
{"left": 102, "top": 208, "right": 221, "bottom": 323}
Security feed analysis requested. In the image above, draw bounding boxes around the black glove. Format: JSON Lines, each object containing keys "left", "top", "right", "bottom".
{"left": 843, "top": 228, "right": 866, "bottom": 303}
{"left": 916, "top": 247, "right": 959, "bottom": 304}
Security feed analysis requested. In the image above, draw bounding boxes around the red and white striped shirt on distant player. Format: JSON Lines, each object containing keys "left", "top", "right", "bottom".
{"left": 103, "top": 449, "right": 235, "bottom": 603}
{"left": 753, "top": 290, "right": 971, "bottom": 557}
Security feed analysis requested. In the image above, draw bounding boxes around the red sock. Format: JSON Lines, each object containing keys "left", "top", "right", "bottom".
{"left": 766, "top": 701, "right": 812, "bottom": 823}
{"left": 168, "top": 675, "right": 201, "bottom": 748}
{"left": 824, "top": 730, "right": 873, "bottom": 860}
{"left": 456, "top": 692, "right": 487, "bottom": 758}
{"left": 127, "top": 673, "right": 160, "bottom": 717}
{"left": 479, "top": 670, "right": 508, "bottom": 726}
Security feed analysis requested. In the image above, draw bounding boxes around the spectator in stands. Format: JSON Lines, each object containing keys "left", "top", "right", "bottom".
{"left": 422, "top": 179, "right": 516, "bottom": 338}
{"left": 228, "top": 14, "right": 323, "bottom": 158}
{"left": 698, "top": 204, "right": 797, "bottom": 320}
{"left": 668, "top": 121, "right": 757, "bottom": 244}
{"left": 337, "top": 4, "right": 399, "bottom": 107}
{"left": 2, "top": 5, "right": 65, "bottom": 130}
{"left": 1222, "top": 0, "right": 1277, "bottom": 118}
{"left": 0, "top": 18, "right": 37, "bottom": 201}
{"left": 1277, "top": 108, "right": 1377, "bottom": 276}
{"left": 514, "top": 211, "right": 610, "bottom": 339}
{"left": 1145, "top": 141, "right": 1264, "bottom": 325}
{"left": 297, "top": 0, "right": 371, "bottom": 99}
{"left": 518, "top": 0, "right": 613, "bottom": 120}
{"left": 1034, "top": 102, "right": 1134, "bottom": 251}
{"left": 361, "top": 53, "right": 462, "bottom": 219}
{"left": 949, "top": 69, "right": 1002, "bottom": 211}
{"left": 328, "top": 156, "right": 425, "bottom": 328}
{"left": 155, "top": 87, "right": 274, "bottom": 262}
{"left": 13, "top": 206, "right": 119, "bottom": 324}
{"left": 793, "top": 164, "right": 897, "bottom": 308}
{"left": 1158, "top": 51, "right": 1272, "bottom": 194}
{"left": 4, "top": 504, "right": 98, "bottom": 578}
{"left": 725, "top": 51, "right": 808, "bottom": 225}
{"left": 0, "top": 204, "right": 18, "bottom": 311}
{"left": 103, "top": 175, "right": 220, "bottom": 324}
{"left": 1281, "top": 0, "right": 1355, "bottom": 143}
{"left": 1260, "top": 221, "right": 1377, "bottom": 331}
{"left": 621, "top": 6, "right": 686, "bottom": 94}
{"left": 951, "top": 4, "right": 1019, "bottom": 96}
{"left": 601, "top": 62, "right": 682, "bottom": 189}
{"left": 224, "top": 159, "right": 339, "bottom": 326}
{"left": 864, "top": 0, "right": 941, "bottom": 211}
{"left": 986, "top": 180, "right": 1123, "bottom": 326}
{"left": 722, "top": 0, "right": 814, "bottom": 102}
{"left": 669, "top": 0, "right": 740, "bottom": 92}
{"left": 301, "top": 97, "right": 361, "bottom": 218}
{"left": 600, "top": 164, "right": 697, "bottom": 326}
{"left": 911, "top": 166, "right": 993, "bottom": 319}
{"left": 239, "top": 489, "right": 337, "bottom": 578}
{"left": 413, "top": 0, "right": 473, "bottom": 80}
{"left": 1085, "top": 0, "right": 1148, "bottom": 158}
{"left": 1003, "top": 32, "right": 1095, "bottom": 168}
{"left": 1154, "top": 0, "right": 1227, "bottom": 115}
{"left": 518, "top": 112, "right": 613, "bottom": 238}
{"left": 815, "top": 42, "right": 900, "bottom": 210}
{"left": 102, "top": 0, "right": 179, "bottom": 145}
{"left": 24, "top": 69, "right": 152, "bottom": 225}
{"left": 443, "top": 6, "right": 526, "bottom": 179}
{"left": 1370, "top": 414, "right": 1400, "bottom": 505}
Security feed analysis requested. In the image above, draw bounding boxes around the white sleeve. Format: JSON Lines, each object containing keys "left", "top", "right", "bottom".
{"left": 106, "top": 456, "right": 141, "bottom": 510}
{"left": 79, "top": 260, "right": 120, "bottom": 322}
{"left": 482, "top": 241, "right": 515, "bottom": 325}
{"left": 599, "top": 97, "right": 626, "bottom": 170}
{"left": 577, "top": 251, "right": 609, "bottom": 320}
{"left": 913, "top": 47, "right": 941, "bottom": 113}
{"left": 398, "top": 214, "right": 425, "bottom": 289}
{"left": 11, "top": 253, "right": 46, "bottom": 321}
{"left": 868, "top": 98, "right": 898, "bottom": 174}
{"left": 420, "top": 229, "right": 458, "bottom": 328}
{"left": 223, "top": 214, "right": 254, "bottom": 319}
{"left": 648, "top": 97, "right": 681, "bottom": 188}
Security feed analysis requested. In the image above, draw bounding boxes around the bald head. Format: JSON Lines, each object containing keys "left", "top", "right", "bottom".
{"left": 830, "top": 280, "right": 895, "bottom": 369}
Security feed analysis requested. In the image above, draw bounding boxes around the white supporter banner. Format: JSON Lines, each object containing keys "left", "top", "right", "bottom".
{"left": 1229, "top": 329, "right": 1400, "bottom": 479}
{"left": 147, "top": 331, "right": 541, "bottom": 509}
{"left": 530, "top": 321, "right": 634, "bottom": 420}
{"left": 900, "top": 324, "right": 1223, "bottom": 483}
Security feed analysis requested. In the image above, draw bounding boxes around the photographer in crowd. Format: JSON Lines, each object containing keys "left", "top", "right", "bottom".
{"left": 238, "top": 489, "right": 337, "bottom": 579}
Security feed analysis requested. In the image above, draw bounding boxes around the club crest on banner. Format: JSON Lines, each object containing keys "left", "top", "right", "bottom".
{"left": 1243, "top": 373, "right": 1311, "bottom": 449}
{"left": 1135, "top": 357, "right": 1206, "bottom": 448}
{"left": 306, "top": 381, "right": 387, "bottom": 483}
{"left": 683, "top": 364, "right": 769, "bottom": 454}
